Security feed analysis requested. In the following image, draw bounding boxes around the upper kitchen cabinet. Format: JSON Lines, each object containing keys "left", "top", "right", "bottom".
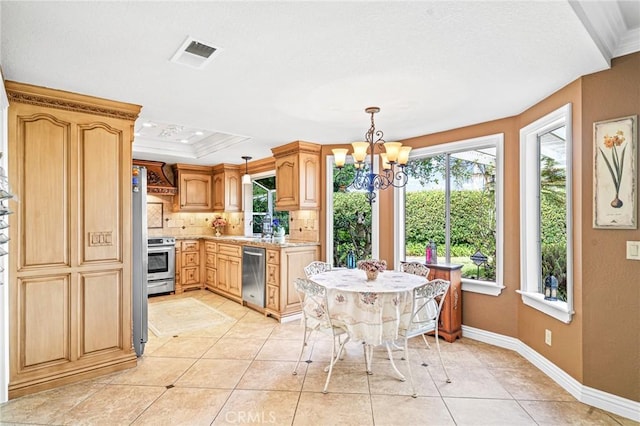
{"left": 271, "top": 141, "right": 321, "bottom": 211}
{"left": 172, "top": 164, "right": 214, "bottom": 212}
{"left": 6, "top": 81, "right": 140, "bottom": 398}
{"left": 212, "top": 164, "right": 242, "bottom": 212}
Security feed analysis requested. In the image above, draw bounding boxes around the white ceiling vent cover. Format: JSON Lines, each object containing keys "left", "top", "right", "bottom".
{"left": 170, "top": 36, "right": 220, "bottom": 69}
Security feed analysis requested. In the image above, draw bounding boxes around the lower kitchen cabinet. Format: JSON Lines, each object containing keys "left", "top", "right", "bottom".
{"left": 265, "top": 245, "right": 319, "bottom": 321}
{"left": 215, "top": 243, "right": 242, "bottom": 302}
{"left": 203, "top": 241, "right": 217, "bottom": 292}
{"left": 177, "top": 239, "right": 202, "bottom": 293}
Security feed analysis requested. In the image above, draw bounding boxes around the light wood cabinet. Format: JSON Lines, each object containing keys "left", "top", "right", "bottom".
{"left": 264, "top": 245, "right": 320, "bottom": 320}
{"left": 212, "top": 164, "right": 242, "bottom": 212}
{"left": 266, "top": 249, "right": 280, "bottom": 312}
{"left": 172, "top": 164, "right": 214, "bottom": 212}
{"left": 427, "top": 264, "right": 463, "bottom": 343}
{"left": 215, "top": 243, "right": 242, "bottom": 300}
{"left": 176, "top": 240, "right": 202, "bottom": 293}
{"left": 6, "top": 81, "right": 141, "bottom": 398}
{"left": 271, "top": 141, "right": 321, "bottom": 211}
{"left": 203, "top": 241, "right": 217, "bottom": 292}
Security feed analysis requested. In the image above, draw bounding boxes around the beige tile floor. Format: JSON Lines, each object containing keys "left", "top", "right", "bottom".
{"left": 1, "top": 289, "right": 636, "bottom": 426}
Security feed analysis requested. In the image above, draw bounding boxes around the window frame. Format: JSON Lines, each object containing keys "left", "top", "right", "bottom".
{"left": 395, "top": 133, "right": 505, "bottom": 296}
{"left": 325, "top": 155, "right": 380, "bottom": 266}
{"left": 518, "top": 103, "right": 574, "bottom": 323}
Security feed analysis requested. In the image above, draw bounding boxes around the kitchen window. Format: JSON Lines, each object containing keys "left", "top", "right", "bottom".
{"left": 246, "top": 175, "right": 288, "bottom": 235}
{"left": 519, "top": 104, "right": 573, "bottom": 323}
{"left": 395, "top": 134, "right": 505, "bottom": 296}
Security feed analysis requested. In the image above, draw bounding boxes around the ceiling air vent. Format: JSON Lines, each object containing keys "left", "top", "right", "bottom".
{"left": 170, "top": 36, "right": 219, "bottom": 69}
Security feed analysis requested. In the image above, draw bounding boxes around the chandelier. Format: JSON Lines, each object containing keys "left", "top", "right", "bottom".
{"left": 332, "top": 107, "right": 412, "bottom": 204}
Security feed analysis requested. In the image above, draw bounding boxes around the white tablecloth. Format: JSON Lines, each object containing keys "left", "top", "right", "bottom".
{"left": 309, "top": 269, "right": 427, "bottom": 345}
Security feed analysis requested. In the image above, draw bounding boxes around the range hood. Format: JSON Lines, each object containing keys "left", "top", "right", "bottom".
{"left": 132, "top": 160, "right": 177, "bottom": 195}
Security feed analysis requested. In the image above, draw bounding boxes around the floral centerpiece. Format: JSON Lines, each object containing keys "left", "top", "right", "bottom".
{"left": 357, "top": 259, "right": 387, "bottom": 281}
{"left": 599, "top": 130, "right": 627, "bottom": 208}
{"left": 212, "top": 216, "right": 227, "bottom": 237}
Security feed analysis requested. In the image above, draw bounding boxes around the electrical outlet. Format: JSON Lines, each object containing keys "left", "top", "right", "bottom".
{"left": 545, "top": 329, "right": 552, "bottom": 346}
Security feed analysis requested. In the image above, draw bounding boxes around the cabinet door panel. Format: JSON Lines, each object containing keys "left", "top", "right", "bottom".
{"left": 212, "top": 173, "right": 224, "bottom": 211}
{"left": 80, "top": 270, "right": 122, "bottom": 355}
{"left": 300, "top": 153, "right": 319, "bottom": 207}
{"left": 181, "top": 174, "right": 212, "bottom": 210}
{"left": 182, "top": 252, "right": 199, "bottom": 267}
{"left": 227, "top": 256, "right": 242, "bottom": 297}
{"left": 17, "top": 114, "right": 70, "bottom": 269}
{"left": 275, "top": 157, "right": 297, "bottom": 207}
{"left": 81, "top": 123, "right": 122, "bottom": 263}
{"left": 217, "top": 255, "right": 229, "bottom": 291}
{"left": 266, "top": 285, "right": 279, "bottom": 311}
{"left": 17, "top": 275, "right": 70, "bottom": 369}
{"left": 267, "top": 264, "right": 279, "bottom": 286}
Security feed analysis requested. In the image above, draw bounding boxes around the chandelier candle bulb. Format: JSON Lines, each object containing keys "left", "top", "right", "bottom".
{"left": 380, "top": 153, "right": 392, "bottom": 170}
{"left": 332, "top": 148, "right": 348, "bottom": 168}
{"left": 351, "top": 142, "right": 369, "bottom": 163}
{"left": 383, "top": 142, "right": 402, "bottom": 163}
{"left": 398, "top": 146, "right": 412, "bottom": 165}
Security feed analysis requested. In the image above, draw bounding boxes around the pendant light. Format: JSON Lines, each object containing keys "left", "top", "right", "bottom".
{"left": 241, "top": 156, "right": 252, "bottom": 185}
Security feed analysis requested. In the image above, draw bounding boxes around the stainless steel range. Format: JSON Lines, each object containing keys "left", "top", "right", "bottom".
{"left": 147, "top": 236, "right": 176, "bottom": 295}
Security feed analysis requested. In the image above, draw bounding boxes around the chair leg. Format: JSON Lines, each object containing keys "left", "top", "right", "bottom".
{"left": 385, "top": 342, "right": 406, "bottom": 381}
{"left": 323, "top": 334, "right": 349, "bottom": 393}
{"left": 404, "top": 339, "right": 417, "bottom": 398}
{"left": 434, "top": 329, "right": 451, "bottom": 383}
{"left": 363, "top": 343, "right": 374, "bottom": 375}
{"left": 293, "top": 327, "right": 311, "bottom": 376}
{"left": 421, "top": 333, "right": 431, "bottom": 349}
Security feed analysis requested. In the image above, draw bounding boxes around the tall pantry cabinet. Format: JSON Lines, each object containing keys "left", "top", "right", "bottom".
{"left": 6, "top": 81, "right": 141, "bottom": 398}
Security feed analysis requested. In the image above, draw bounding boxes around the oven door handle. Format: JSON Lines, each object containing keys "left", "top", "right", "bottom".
{"left": 148, "top": 246, "right": 175, "bottom": 253}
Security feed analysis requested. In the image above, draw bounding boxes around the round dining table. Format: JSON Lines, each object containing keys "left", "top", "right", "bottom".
{"left": 308, "top": 268, "right": 428, "bottom": 346}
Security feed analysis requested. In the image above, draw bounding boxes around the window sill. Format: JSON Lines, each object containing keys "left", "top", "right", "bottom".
{"left": 462, "top": 279, "right": 505, "bottom": 296}
{"left": 516, "top": 290, "right": 574, "bottom": 323}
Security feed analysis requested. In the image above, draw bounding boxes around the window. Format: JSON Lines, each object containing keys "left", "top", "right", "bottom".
{"left": 396, "top": 134, "right": 504, "bottom": 296}
{"left": 326, "top": 158, "right": 379, "bottom": 267}
{"left": 519, "top": 104, "right": 573, "bottom": 323}
{"left": 246, "top": 176, "right": 288, "bottom": 235}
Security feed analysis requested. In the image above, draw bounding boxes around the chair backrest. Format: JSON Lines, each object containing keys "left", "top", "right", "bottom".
{"left": 304, "top": 261, "right": 332, "bottom": 277}
{"left": 401, "top": 261, "right": 430, "bottom": 278}
{"left": 405, "top": 279, "right": 450, "bottom": 338}
{"left": 294, "top": 277, "right": 335, "bottom": 333}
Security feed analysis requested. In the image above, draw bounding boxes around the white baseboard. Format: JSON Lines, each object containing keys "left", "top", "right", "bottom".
{"left": 461, "top": 325, "right": 640, "bottom": 422}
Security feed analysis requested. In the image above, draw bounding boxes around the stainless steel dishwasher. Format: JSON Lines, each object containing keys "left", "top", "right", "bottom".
{"left": 242, "top": 246, "right": 266, "bottom": 307}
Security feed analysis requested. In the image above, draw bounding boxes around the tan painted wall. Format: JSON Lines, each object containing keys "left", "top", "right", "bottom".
{"left": 319, "top": 52, "right": 639, "bottom": 402}
{"left": 517, "top": 80, "right": 584, "bottom": 382}
{"left": 580, "top": 53, "right": 640, "bottom": 401}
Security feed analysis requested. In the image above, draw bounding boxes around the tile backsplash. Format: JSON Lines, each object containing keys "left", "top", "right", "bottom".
{"left": 146, "top": 195, "right": 244, "bottom": 237}
{"left": 146, "top": 195, "right": 318, "bottom": 242}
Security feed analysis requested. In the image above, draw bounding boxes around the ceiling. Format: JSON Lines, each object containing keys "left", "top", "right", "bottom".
{"left": 1, "top": 1, "right": 638, "bottom": 167}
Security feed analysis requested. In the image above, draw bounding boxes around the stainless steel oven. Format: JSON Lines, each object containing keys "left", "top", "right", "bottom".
{"left": 147, "top": 237, "right": 175, "bottom": 295}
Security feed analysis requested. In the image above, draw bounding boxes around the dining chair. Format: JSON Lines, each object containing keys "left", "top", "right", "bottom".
{"left": 304, "top": 261, "right": 332, "bottom": 277}
{"left": 398, "top": 278, "right": 452, "bottom": 397}
{"left": 400, "top": 261, "right": 434, "bottom": 352}
{"left": 292, "top": 277, "right": 350, "bottom": 394}
{"left": 400, "top": 261, "right": 430, "bottom": 278}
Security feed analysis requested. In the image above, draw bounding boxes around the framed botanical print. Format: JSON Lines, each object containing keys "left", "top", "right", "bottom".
{"left": 593, "top": 115, "right": 637, "bottom": 229}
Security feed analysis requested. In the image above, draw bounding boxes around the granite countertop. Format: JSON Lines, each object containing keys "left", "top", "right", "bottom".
{"left": 173, "top": 235, "right": 320, "bottom": 248}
